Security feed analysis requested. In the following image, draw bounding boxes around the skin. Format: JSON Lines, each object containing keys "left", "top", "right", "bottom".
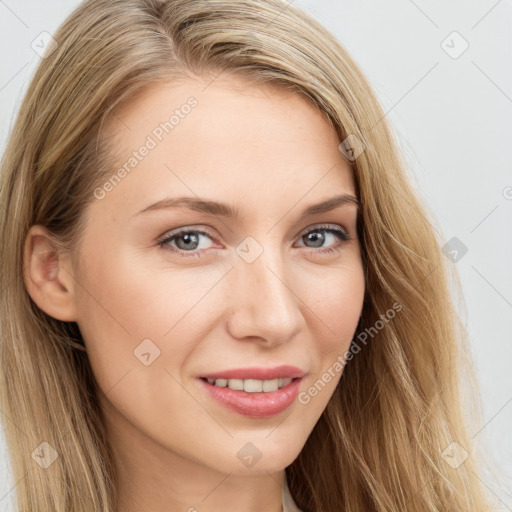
{"left": 23, "top": 74, "right": 365, "bottom": 512}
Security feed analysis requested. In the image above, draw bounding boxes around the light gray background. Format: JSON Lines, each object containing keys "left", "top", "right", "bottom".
{"left": 1, "top": 1, "right": 511, "bottom": 510}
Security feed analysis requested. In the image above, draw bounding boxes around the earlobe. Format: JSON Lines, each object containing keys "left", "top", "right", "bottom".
{"left": 23, "top": 225, "right": 79, "bottom": 322}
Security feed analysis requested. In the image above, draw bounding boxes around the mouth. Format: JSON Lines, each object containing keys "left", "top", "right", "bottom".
{"left": 199, "top": 364, "right": 306, "bottom": 383}
{"left": 199, "top": 376, "right": 299, "bottom": 392}
{"left": 197, "top": 375, "right": 304, "bottom": 418}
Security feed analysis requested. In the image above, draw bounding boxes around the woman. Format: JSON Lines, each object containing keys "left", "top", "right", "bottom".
{"left": 0, "top": 0, "right": 494, "bottom": 511}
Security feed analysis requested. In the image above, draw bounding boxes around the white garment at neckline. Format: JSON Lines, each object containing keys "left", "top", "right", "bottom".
{"left": 282, "top": 473, "right": 303, "bottom": 512}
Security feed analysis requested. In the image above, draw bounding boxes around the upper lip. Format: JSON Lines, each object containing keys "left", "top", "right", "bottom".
{"left": 200, "top": 365, "right": 306, "bottom": 381}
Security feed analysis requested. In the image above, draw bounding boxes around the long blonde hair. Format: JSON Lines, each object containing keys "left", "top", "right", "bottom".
{"left": 0, "top": 0, "right": 494, "bottom": 510}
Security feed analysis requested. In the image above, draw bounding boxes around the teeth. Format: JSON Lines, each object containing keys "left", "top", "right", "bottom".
{"left": 278, "top": 377, "right": 292, "bottom": 388}
{"left": 205, "top": 377, "right": 293, "bottom": 392}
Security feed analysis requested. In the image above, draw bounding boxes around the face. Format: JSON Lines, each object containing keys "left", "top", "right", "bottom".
{"left": 36, "top": 75, "right": 365, "bottom": 481}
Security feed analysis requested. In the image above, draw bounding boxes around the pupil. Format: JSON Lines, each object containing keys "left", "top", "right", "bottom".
{"left": 178, "top": 233, "right": 198, "bottom": 250}
{"left": 307, "top": 231, "right": 324, "bottom": 248}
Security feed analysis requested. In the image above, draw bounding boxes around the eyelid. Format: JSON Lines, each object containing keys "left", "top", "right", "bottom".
{"left": 157, "top": 224, "right": 218, "bottom": 243}
{"left": 297, "top": 222, "right": 349, "bottom": 239}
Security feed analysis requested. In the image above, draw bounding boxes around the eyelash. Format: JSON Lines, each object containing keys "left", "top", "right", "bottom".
{"left": 157, "top": 224, "right": 351, "bottom": 258}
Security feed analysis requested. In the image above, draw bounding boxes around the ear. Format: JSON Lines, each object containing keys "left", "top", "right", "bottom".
{"left": 23, "top": 225, "right": 79, "bottom": 322}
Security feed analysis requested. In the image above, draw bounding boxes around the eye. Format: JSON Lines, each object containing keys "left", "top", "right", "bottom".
{"left": 295, "top": 224, "right": 351, "bottom": 255}
{"left": 157, "top": 226, "right": 216, "bottom": 258}
{"left": 157, "top": 224, "right": 351, "bottom": 258}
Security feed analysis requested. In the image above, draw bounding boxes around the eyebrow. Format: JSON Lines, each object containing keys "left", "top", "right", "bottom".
{"left": 135, "top": 193, "right": 360, "bottom": 220}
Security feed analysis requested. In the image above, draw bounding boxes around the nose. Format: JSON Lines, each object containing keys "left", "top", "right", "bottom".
{"left": 225, "top": 246, "right": 304, "bottom": 347}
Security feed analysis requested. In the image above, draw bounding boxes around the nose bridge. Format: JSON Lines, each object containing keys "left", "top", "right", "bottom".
{"left": 225, "top": 239, "right": 303, "bottom": 344}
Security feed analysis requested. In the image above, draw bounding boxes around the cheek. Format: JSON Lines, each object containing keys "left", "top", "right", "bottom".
{"left": 303, "top": 261, "right": 365, "bottom": 351}
{"left": 296, "top": 262, "right": 365, "bottom": 410}
{"left": 73, "top": 247, "right": 161, "bottom": 392}
{"left": 76, "top": 243, "right": 192, "bottom": 336}
{"left": 73, "top": 247, "right": 222, "bottom": 388}
{"left": 73, "top": 251, "right": 211, "bottom": 446}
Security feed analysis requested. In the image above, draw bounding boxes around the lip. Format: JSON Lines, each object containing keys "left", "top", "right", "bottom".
{"left": 198, "top": 376, "right": 303, "bottom": 418}
{"left": 199, "top": 365, "right": 305, "bottom": 381}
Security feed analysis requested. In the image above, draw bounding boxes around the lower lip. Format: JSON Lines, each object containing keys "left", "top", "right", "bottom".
{"left": 198, "top": 377, "right": 302, "bottom": 418}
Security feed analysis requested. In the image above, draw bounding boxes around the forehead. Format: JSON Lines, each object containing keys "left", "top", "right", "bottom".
{"left": 107, "top": 74, "right": 337, "bottom": 145}
{"left": 96, "top": 75, "right": 356, "bottom": 220}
